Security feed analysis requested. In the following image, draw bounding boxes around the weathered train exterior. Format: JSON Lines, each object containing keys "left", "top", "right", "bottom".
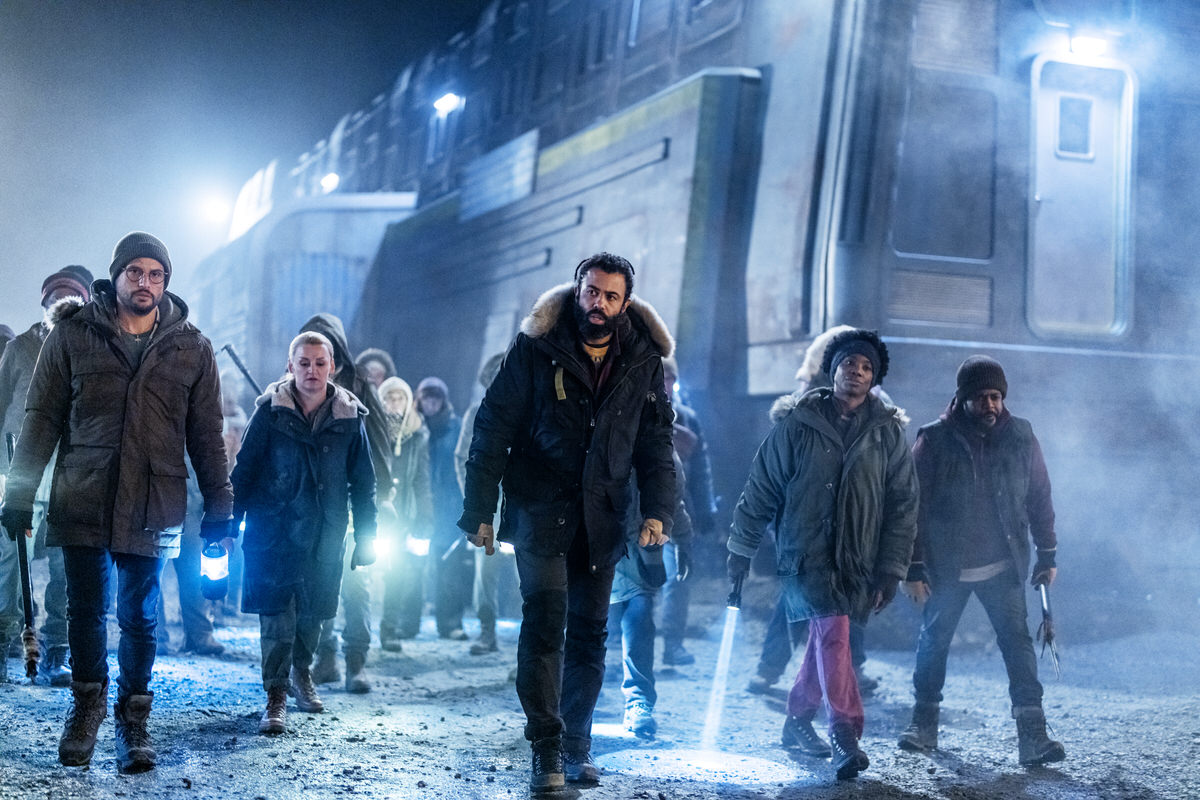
{"left": 190, "top": 0, "right": 1200, "bottom": 623}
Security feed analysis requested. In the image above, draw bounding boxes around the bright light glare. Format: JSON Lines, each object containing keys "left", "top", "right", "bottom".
{"left": 1070, "top": 36, "right": 1108, "bottom": 57}
{"left": 199, "top": 195, "right": 230, "bottom": 224}
{"left": 320, "top": 172, "right": 340, "bottom": 194}
{"left": 434, "top": 92, "right": 463, "bottom": 117}
{"left": 375, "top": 537, "right": 393, "bottom": 561}
{"left": 406, "top": 537, "right": 430, "bottom": 557}
{"left": 498, "top": 541, "right": 515, "bottom": 555}
{"left": 594, "top": 749, "right": 809, "bottom": 785}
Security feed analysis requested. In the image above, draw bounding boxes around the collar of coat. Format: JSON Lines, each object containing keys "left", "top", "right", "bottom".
{"left": 519, "top": 283, "right": 674, "bottom": 360}
{"left": 54, "top": 281, "right": 189, "bottom": 338}
{"left": 770, "top": 386, "right": 906, "bottom": 430}
{"left": 258, "top": 377, "right": 367, "bottom": 421}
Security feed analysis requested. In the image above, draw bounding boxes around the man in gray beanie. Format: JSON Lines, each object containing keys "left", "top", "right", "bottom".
{"left": 899, "top": 355, "right": 1065, "bottom": 766}
{"left": 0, "top": 232, "right": 232, "bottom": 773}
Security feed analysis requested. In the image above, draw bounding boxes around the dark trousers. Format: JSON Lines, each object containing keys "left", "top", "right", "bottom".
{"left": 515, "top": 529, "right": 615, "bottom": 752}
{"left": 318, "top": 541, "right": 371, "bottom": 657}
{"left": 259, "top": 597, "right": 323, "bottom": 690}
{"left": 659, "top": 541, "right": 688, "bottom": 649}
{"left": 912, "top": 570, "right": 1043, "bottom": 708}
{"left": 62, "top": 545, "right": 165, "bottom": 700}
{"left": 432, "top": 527, "right": 473, "bottom": 636}
{"left": 607, "top": 590, "right": 657, "bottom": 709}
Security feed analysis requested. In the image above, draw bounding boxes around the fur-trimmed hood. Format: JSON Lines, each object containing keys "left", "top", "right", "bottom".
{"left": 519, "top": 283, "right": 674, "bottom": 359}
{"left": 769, "top": 386, "right": 909, "bottom": 428}
{"left": 44, "top": 295, "right": 87, "bottom": 330}
{"left": 257, "top": 377, "right": 367, "bottom": 421}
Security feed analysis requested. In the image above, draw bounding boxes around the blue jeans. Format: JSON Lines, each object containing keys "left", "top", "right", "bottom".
{"left": 913, "top": 570, "right": 1043, "bottom": 708}
{"left": 514, "top": 529, "right": 615, "bottom": 752}
{"left": 608, "top": 591, "right": 656, "bottom": 709}
{"left": 62, "top": 545, "right": 165, "bottom": 700}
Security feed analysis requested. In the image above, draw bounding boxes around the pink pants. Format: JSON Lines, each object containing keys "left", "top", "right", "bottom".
{"left": 786, "top": 614, "right": 864, "bottom": 737}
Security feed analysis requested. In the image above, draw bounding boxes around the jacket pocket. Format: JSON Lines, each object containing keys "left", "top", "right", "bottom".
{"left": 144, "top": 460, "right": 188, "bottom": 532}
{"left": 49, "top": 446, "right": 113, "bottom": 528}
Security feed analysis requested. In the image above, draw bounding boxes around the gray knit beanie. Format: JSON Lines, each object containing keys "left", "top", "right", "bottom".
{"left": 109, "top": 232, "right": 172, "bottom": 285}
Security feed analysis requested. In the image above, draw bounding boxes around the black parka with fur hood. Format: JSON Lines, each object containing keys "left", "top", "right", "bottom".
{"left": 4, "top": 283, "right": 233, "bottom": 558}
{"left": 457, "top": 284, "right": 676, "bottom": 571}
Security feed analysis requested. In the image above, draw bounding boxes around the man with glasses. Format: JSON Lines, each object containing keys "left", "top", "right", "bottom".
{"left": 1, "top": 232, "right": 233, "bottom": 773}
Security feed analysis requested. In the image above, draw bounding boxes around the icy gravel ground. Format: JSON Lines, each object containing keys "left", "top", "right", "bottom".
{"left": 2, "top": 573, "right": 1198, "bottom": 800}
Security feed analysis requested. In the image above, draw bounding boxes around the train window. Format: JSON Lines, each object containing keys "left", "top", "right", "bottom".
{"left": 1056, "top": 94, "right": 1093, "bottom": 158}
{"left": 892, "top": 79, "right": 996, "bottom": 261}
{"left": 534, "top": 37, "right": 567, "bottom": 100}
{"left": 628, "top": 0, "right": 672, "bottom": 48}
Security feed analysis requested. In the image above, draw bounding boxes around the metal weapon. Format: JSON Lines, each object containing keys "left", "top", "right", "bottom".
{"left": 1036, "top": 583, "right": 1061, "bottom": 679}
{"left": 5, "top": 433, "right": 40, "bottom": 679}
{"left": 220, "top": 343, "right": 263, "bottom": 395}
{"left": 727, "top": 572, "right": 745, "bottom": 610}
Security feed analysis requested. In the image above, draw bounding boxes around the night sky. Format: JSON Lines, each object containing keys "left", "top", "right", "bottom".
{"left": 0, "top": 0, "right": 488, "bottom": 330}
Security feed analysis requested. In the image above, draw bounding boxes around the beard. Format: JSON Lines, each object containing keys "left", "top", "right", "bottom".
{"left": 573, "top": 301, "right": 618, "bottom": 341}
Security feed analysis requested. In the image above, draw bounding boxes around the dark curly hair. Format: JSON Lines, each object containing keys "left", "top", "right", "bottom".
{"left": 573, "top": 252, "right": 635, "bottom": 299}
{"left": 820, "top": 328, "right": 889, "bottom": 385}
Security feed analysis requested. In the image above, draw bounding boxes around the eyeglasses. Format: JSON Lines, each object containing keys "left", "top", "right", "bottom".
{"left": 123, "top": 266, "right": 167, "bottom": 285}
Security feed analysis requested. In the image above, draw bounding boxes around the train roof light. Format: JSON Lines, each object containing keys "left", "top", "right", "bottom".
{"left": 320, "top": 172, "right": 340, "bottom": 194}
{"left": 434, "top": 92, "right": 463, "bottom": 118}
{"left": 1070, "top": 35, "right": 1109, "bottom": 57}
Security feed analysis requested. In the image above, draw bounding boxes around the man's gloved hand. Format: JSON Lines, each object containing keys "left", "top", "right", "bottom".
{"left": 872, "top": 573, "right": 899, "bottom": 612}
{"left": 1031, "top": 550, "right": 1057, "bottom": 586}
{"left": 351, "top": 537, "right": 377, "bottom": 569}
{"left": 674, "top": 544, "right": 691, "bottom": 582}
{"left": 200, "top": 517, "right": 234, "bottom": 546}
{"left": 1, "top": 504, "right": 32, "bottom": 542}
{"left": 726, "top": 552, "right": 751, "bottom": 584}
{"left": 468, "top": 522, "right": 495, "bottom": 555}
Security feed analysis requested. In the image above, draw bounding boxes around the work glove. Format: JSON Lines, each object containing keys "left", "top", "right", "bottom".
{"left": 1, "top": 504, "right": 32, "bottom": 542}
{"left": 726, "top": 552, "right": 751, "bottom": 584}
{"left": 351, "top": 537, "right": 377, "bottom": 570}
{"left": 1031, "top": 549, "right": 1057, "bottom": 586}
{"left": 200, "top": 517, "right": 234, "bottom": 546}
{"left": 872, "top": 573, "right": 899, "bottom": 612}
{"left": 674, "top": 544, "right": 691, "bottom": 582}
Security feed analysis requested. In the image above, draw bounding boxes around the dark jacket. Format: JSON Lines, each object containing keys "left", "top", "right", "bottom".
{"left": 910, "top": 400, "right": 1056, "bottom": 587}
{"left": 729, "top": 388, "right": 918, "bottom": 621}
{"left": 612, "top": 451, "right": 693, "bottom": 603}
{"left": 392, "top": 424, "right": 433, "bottom": 538}
{"left": 299, "top": 313, "right": 393, "bottom": 497}
{"left": 4, "top": 284, "right": 232, "bottom": 558}
{"left": 231, "top": 378, "right": 377, "bottom": 617}
{"left": 425, "top": 403, "right": 464, "bottom": 534}
{"left": 673, "top": 401, "right": 717, "bottom": 532}
{"left": 458, "top": 283, "right": 677, "bottom": 571}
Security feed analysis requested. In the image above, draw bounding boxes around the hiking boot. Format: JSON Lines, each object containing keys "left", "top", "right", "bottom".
{"left": 39, "top": 644, "right": 73, "bottom": 687}
{"left": 310, "top": 647, "right": 340, "bottom": 684}
{"left": 1014, "top": 706, "right": 1066, "bottom": 765}
{"left": 114, "top": 693, "right": 156, "bottom": 774}
{"left": 898, "top": 702, "right": 939, "bottom": 752}
{"left": 182, "top": 632, "right": 225, "bottom": 656}
{"left": 469, "top": 629, "right": 498, "bottom": 655}
{"left": 289, "top": 666, "right": 324, "bottom": 713}
{"left": 379, "top": 623, "right": 404, "bottom": 653}
{"left": 747, "top": 674, "right": 776, "bottom": 694}
{"left": 662, "top": 642, "right": 695, "bottom": 666}
{"left": 563, "top": 749, "right": 601, "bottom": 783}
{"left": 345, "top": 651, "right": 371, "bottom": 694}
{"left": 624, "top": 701, "right": 657, "bottom": 739}
{"left": 782, "top": 714, "right": 832, "bottom": 757}
{"left": 58, "top": 679, "right": 108, "bottom": 766}
{"left": 830, "top": 723, "right": 869, "bottom": 780}
{"left": 259, "top": 687, "right": 288, "bottom": 734}
{"left": 530, "top": 737, "right": 564, "bottom": 790}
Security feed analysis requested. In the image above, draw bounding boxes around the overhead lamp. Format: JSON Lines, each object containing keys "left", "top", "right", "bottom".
{"left": 434, "top": 92, "right": 463, "bottom": 118}
{"left": 320, "top": 172, "right": 340, "bottom": 194}
{"left": 1070, "top": 35, "right": 1109, "bottom": 57}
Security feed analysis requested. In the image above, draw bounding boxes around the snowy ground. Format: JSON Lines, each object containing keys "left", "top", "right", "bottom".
{"left": 2, "top": 568, "right": 1198, "bottom": 800}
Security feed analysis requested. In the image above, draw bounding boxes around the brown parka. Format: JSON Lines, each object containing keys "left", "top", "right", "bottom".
{"left": 4, "top": 282, "right": 233, "bottom": 558}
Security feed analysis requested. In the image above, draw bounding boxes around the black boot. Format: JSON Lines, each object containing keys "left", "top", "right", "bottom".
{"left": 830, "top": 722, "right": 869, "bottom": 780}
{"left": 781, "top": 714, "right": 832, "bottom": 757}
{"left": 58, "top": 679, "right": 108, "bottom": 766}
{"left": 344, "top": 650, "right": 371, "bottom": 694}
{"left": 530, "top": 737, "right": 564, "bottom": 790}
{"left": 114, "top": 693, "right": 157, "bottom": 774}
{"left": 1014, "top": 706, "right": 1066, "bottom": 765}
{"left": 897, "top": 702, "right": 939, "bottom": 752}
{"left": 39, "top": 644, "right": 73, "bottom": 687}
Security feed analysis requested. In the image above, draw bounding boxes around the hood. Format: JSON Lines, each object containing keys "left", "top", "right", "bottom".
{"left": 82, "top": 280, "right": 188, "bottom": 334}
{"left": 771, "top": 386, "right": 908, "bottom": 428}
{"left": 478, "top": 351, "right": 506, "bottom": 388}
{"left": 44, "top": 295, "right": 87, "bottom": 330}
{"left": 379, "top": 376, "right": 423, "bottom": 446}
{"left": 794, "top": 325, "right": 856, "bottom": 383}
{"left": 519, "top": 283, "right": 674, "bottom": 359}
{"left": 300, "top": 313, "right": 355, "bottom": 379}
{"left": 257, "top": 376, "right": 366, "bottom": 420}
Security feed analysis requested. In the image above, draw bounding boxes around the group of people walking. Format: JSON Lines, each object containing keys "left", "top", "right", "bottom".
{"left": 0, "top": 238, "right": 1064, "bottom": 790}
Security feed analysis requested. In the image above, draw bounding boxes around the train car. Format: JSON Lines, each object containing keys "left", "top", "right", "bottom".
{"left": 191, "top": 0, "right": 1200, "bottom": 629}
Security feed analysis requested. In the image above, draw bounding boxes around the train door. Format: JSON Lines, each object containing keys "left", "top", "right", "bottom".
{"left": 1028, "top": 54, "right": 1135, "bottom": 339}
